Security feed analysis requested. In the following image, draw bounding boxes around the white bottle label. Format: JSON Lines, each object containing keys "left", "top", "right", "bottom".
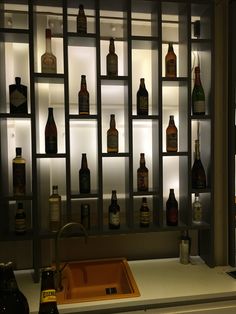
{"left": 109, "top": 212, "right": 120, "bottom": 226}
{"left": 10, "top": 89, "right": 27, "bottom": 107}
{"left": 49, "top": 201, "right": 60, "bottom": 222}
{"left": 193, "top": 100, "right": 205, "bottom": 113}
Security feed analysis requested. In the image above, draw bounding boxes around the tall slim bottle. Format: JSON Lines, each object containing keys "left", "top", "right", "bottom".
{"left": 41, "top": 28, "right": 57, "bottom": 73}
{"left": 15, "top": 202, "right": 26, "bottom": 235}
{"left": 166, "top": 115, "right": 178, "bottom": 152}
{"left": 79, "top": 153, "right": 90, "bottom": 193}
{"left": 106, "top": 38, "right": 118, "bottom": 76}
{"left": 109, "top": 190, "right": 120, "bottom": 229}
{"left": 140, "top": 197, "right": 150, "bottom": 227}
{"left": 78, "top": 75, "right": 89, "bottom": 115}
{"left": 137, "top": 153, "right": 148, "bottom": 191}
{"left": 9, "top": 77, "right": 27, "bottom": 114}
{"left": 49, "top": 185, "right": 61, "bottom": 232}
{"left": 165, "top": 43, "right": 176, "bottom": 78}
{"left": 192, "top": 66, "right": 205, "bottom": 115}
{"left": 191, "top": 139, "right": 206, "bottom": 189}
{"left": 77, "top": 4, "right": 87, "bottom": 34}
{"left": 166, "top": 188, "right": 178, "bottom": 226}
{"left": 45, "top": 107, "right": 57, "bottom": 154}
{"left": 13, "top": 147, "right": 26, "bottom": 196}
{"left": 137, "top": 78, "right": 148, "bottom": 115}
{"left": 107, "top": 114, "right": 118, "bottom": 153}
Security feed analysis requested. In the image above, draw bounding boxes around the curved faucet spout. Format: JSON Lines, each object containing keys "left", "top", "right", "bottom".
{"left": 54, "top": 222, "right": 88, "bottom": 291}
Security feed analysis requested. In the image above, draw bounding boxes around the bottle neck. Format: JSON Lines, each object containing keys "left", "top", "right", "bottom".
{"left": 80, "top": 77, "right": 87, "bottom": 91}
{"left": 52, "top": 186, "right": 58, "bottom": 195}
{"left": 48, "top": 108, "right": 54, "bottom": 121}
{"left": 194, "top": 71, "right": 201, "bottom": 86}
{"left": 168, "top": 44, "right": 173, "bottom": 52}
{"left": 109, "top": 40, "right": 115, "bottom": 53}
{"left": 0, "top": 264, "right": 19, "bottom": 291}
{"left": 81, "top": 154, "right": 88, "bottom": 169}
{"left": 195, "top": 141, "right": 201, "bottom": 160}
{"left": 140, "top": 154, "right": 146, "bottom": 167}
{"left": 140, "top": 79, "right": 145, "bottom": 89}
{"left": 169, "top": 116, "right": 175, "bottom": 126}
{"left": 110, "top": 115, "right": 116, "bottom": 128}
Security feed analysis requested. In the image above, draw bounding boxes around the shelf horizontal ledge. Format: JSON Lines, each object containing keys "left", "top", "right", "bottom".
{"left": 34, "top": 73, "right": 64, "bottom": 83}
{"left": 70, "top": 192, "right": 99, "bottom": 199}
{"left": 162, "top": 152, "right": 188, "bottom": 156}
{"left": 100, "top": 76, "right": 129, "bottom": 85}
{"left": 69, "top": 114, "right": 98, "bottom": 120}
{"left": 102, "top": 152, "right": 130, "bottom": 157}
{"left": 162, "top": 77, "right": 188, "bottom": 83}
{"left": 132, "top": 190, "right": 159, "bottom": 197}
{"left": 0, "top": 113, "right": 32, "bottom": 119}
{"left": 191, "top": 188, "right": 211, "bottom": 193}
{"left": 132, "top": 115, "right": 159, "bottom": 120}
{"left": 67, "top": 33, "right": 96, "bottom": 46}
{"left": 0, "top": 194, "right": 33, "bottom": 201}
{"left": 36, "top": 153, "right": 66, "bottom": 158}
{"left": 191, "top": 114, "right": 211, "bottom": 120}
{"left": 0, "top": 28, "right": 29, "bottom": 43}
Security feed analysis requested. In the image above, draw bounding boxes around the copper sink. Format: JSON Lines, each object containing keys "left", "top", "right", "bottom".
{"left": 56, "top": 258, "right": 140, "bottom": 304}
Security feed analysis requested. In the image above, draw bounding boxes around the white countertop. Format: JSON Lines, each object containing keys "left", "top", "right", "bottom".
{"left": 16, "top": 257, "right": 236, "bottom": 314}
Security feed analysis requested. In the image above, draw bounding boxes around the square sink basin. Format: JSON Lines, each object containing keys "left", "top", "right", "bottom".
{"left": 56, "top": 258, "right": 140, "bottom": 304}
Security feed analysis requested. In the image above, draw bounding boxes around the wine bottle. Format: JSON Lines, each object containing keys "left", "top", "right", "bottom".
{"left": 9, "top": 77, "right": 27, "bottom": 114}
{"left": 77, "top": 4, "right": 87, "bottom": 34}
{"left": 41, "top": 28, "right": 57, "bottom": 73}
{"left": 192, "top": 66, "right": 205, "bottom": 115}
{"left": 45, "top": 107, "right": 57, "bottom": 154}
{"left": 81, "top": 203, "right": 90, "bottom": 230}
{"left": 79, "top": 153, "right": 90, "bottom": 193}
{"left": 15, "top": 202, "right": 26, "bottom": 235}
{"left": 49, "top": 185, "right": 61, "bottom": 232}
{"left": 109, "top": 190, "right": 120, "bottom": 229}
{"left": 38, "top": 268, "right": 59, "bottom": 314}
{"left": 166, "top": 188, "right": 178, "bottom": 226}
{"left": 165, "top": 43, "right": 177, "bottom": 78}
{"left": 166, "top": 115, "right": 178, "bottom": 152}
{"left": 107, "top": 114, "right": 118, "bottom": 153}
{"left": 137, "top": 78, "right": 148, "bottom": 115}
{"left": 106, "top": 38, "right": 118, "bottom": 76}
{"left": 191, "top": 139, "right": 206, "bottom": 189}
{"left": 13, "top": 147, "right": 26, "bottom": 196}
{"left": 78, "top": 75, "right": 89, "bottom": 115}
{"left": 0, "top": 262, "right": 29, "bottom": 314}
{"left": 139, "top": 197, "right": 150, "bottom": 227}
{"left": 192, "top": 192, "right": 203, "bottom": 224}
{"left": 137, "top": 153, "right": 148, "bottom": 191}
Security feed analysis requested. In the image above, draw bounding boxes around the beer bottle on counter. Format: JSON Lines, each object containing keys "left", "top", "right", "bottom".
{"left": 13, "top": 147, "right": 26, "bottom": 196}
{"left": 166, "top": 188, "right": 178, "bottom": 226}
{"left": 109, "top": 190, "right": 120, "bottom": 229}
{"left": 106, "top": 38, "right": 118, "bottom": 77}
{"left": 78, "top": 75, "right": 89, "bottom": 115}
{"left": 79, "top": 153, "right": 90, "bottom": 194}
{"left": 166, "top": 115, "right": 178, "bottom": 152}
{"left": 38, "top": 268, "right": 59, "bottom": 314}
{"left": 140, "top": 197, "right": 150, "bottom": 227}
{"left": 15, "top": 202, "right": 26, "bottom": 235}
{"left": 77, "top": 4, "right": 87, "bottom": 34}
{"left": 0, "top": 262, "right": 29, "bottom": 314}
{"left": 137, "top": 153, "right": 148, "bottom": 191}
{"left": 9, "top": 77, "right": 28, "bottom": 114}
{"left": 137, "top": 78, "right": 148, "bottom": 116}
{"left": 45, "top": 107, "right": 57, "bottom": 154}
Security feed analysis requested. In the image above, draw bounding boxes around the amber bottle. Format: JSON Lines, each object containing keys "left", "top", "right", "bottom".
{"left": 166, "top": 115, "right": 178, "bottom": 152}
{"left": 106, "top": 38, "right": 118, "bottom": 76}
{"left": 137, "top": 153, "right": 148, "bottom": 191}
{"left": 78, "top": 75, "right": 89, "bottom": 115}
{"left": 79, "top": 153, "right": 91, "bottom": 193}
{"left": 107, "top": 114, "right": 118, "bottom": 153}
{"left": 166, "top": 188, "right": 178, "bottom": 226}
{"left": 137, "top": 78, "right": 148, "bottom": 115}
{"left": 165, "top": 43, "right": 176, "bottom": 78}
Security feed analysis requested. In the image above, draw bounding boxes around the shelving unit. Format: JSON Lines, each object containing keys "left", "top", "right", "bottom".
{"left": 0, "top": 0, "right": 214, "bottom": 281}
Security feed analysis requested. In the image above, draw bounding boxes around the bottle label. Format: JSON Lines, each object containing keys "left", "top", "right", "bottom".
{"left": 138, "top": 96, "right": 148, "bottom": 114}
{"left": 42, "top": 55, "right": 57, "bottom": 73}
{"left": 45, "top": 136, "right": 57, "bottom": 153}
{"left": 107, "top": 134, "right": 118, "bottom": 151}
{"left": 79, "top": 94, "right": 89, "bottom": 114}
{"left": 80, "top": 173, "right": 90, "bottom": 193}
{"left": 167, "top": 207, "right": 178, "bottom": 224}
{"left": 193, "top": 100, "right": 205, "bottom": 114}
{"left": 137, "top": 172, "right": 148, "bottom": 191}
{"left": 140, "top": 211, "right": 150, "bottom": 225}
{"left": 166, "top": 59, "right": 176, "bottom": 76}
{"left": 15, "top": 218, "right": 26, "bottom": 233}
{"left": 41, "top": 289, "right": 57, "bottom": 303}
{"left": 13, "top": 163, "right": 26, "bottom": 194}
{"left": 49, "top": 201, "right": 60, "bottom": 222}
{"left": 109, "top": 211, "right": 120, "bottom": 226}
{"left": 193, "top": 204, "right": 202, "bottom": 223}
{"left": 167, "top": 133, "right": 177, "bottom": 149}
{"left": 107, "top": 57, "right": 118, "bottom": 76}
{"left": 10, "top": 89, "right": 27, "bottom": 107}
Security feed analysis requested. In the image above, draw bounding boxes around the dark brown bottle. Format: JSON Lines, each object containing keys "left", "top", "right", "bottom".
{"left": 106, "top": 38, "right": 118, "bottom": 77}
{"left": 45, "top": 107, "right": 57, "bottom": 154}
{"left": 79, "top": 153, "right": 90, "bottom": 194}
{"left": 191, "top": 139, "right": 206, "bottom": 189}
{"left": 140, "top": 197, "right": 150, "bottom": 227}
{"left": 78, "top": 75, "right": 89, "bottom": 115}
{"left": 9, "top": 77, "right": 27, "bottom": 114}
{"left": 15, "top": 202, "right": 26, "bottom": 235}
{"left": 166, "top": 188, "right": 178, "bottom": 226}
{"left": 38, "top": 268, "right": 59, "bottom": 314}
{"left": 109, "top": 190, "right": 120, "bottom": 229}
{"left": 13, "top": 147, "right": 26, "bottom": 196}
{"left": 137, "top": 153, "right": 148, "bottom": 191}
{"left": 166, "top": 115, "right": 178, "bottom": 152}
{"left": 81, "top": 203, "right": 90, "bottom": 230}
{"left": 107, "top": 114, "right": 118, "bottom": 153}
{"left": 77, "top": 4, "right": 87, "bottom": 34}
{"left": 165, "top": 43, "right": 177, "bottom": 78}
{"left": 0, "top": 262, "right": 29, "bottom": 314}
{"left": 137, "top": 78, "right": 148, "bottom": 115}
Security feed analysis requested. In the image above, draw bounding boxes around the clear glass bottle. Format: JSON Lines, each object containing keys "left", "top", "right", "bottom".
{"left": 137, "top": 153, "right": 148, "bottom": 191}
{"left": 107, "top": 114, "right": 118, "bottom": 153}
{"left": 166, "top": 188, "right": 178, "bottom": 226}
{"left": 49, "top": 185, "right": 61, "bottom": 232}
{"left": 165, "top": 43, "right": 176, "bottom": 78}
{"left": 140, "top": 197, "right": 150, "bottom": 227}
{"left": 109, "top": 190, "right": 120, "bottom": 229}
{"left": 41, "top": 28, "right": 57, "bottom": 73}
{"left": 45, "top": 107, "right": 57, "bottom": 154}
{"left": 106, "top": 38, "right": 118, "bottom": 76}
{"left": 13, "top": 147, "right": 26, "bottom": 196}
{"left": 137, "top": 78, "right": 148, "bottom": 115}
{"left": 78, "top": 75, "right": 89, "bottom": 115}
{"left": 9, "top": 77, "right": 27, "bottom": 114}
{"left": 77, "top": 4, "right": 87, "bottom": 34}
{"left": 192, "top": 192, "right": 203, "bottom": 224}
{"left": 166, "top": 115, "right": 178, "bottom": 152}
{"left": 79, "top": 153, "right": 90, "bottom": 194}
{"left": 192, "top": 66, "right": 205, "bottom": 115}
{"left": 191, "top": 139, "right": 206, "bottom": 189}
{"left": 15, "top": 202, "right": 26, "bottom": 235}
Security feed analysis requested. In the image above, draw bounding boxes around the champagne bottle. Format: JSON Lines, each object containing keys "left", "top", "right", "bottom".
{"left": 166, "top": 115, "right": 178, "bottom": 152}
{"left": 192, "top": 192, "right": 203, "bottom": 224}
{"left": 139, "top": 197, "right": 150, "bottom": 227}
{"left": 41, "top": 28, "right": 57, "bottom": 74}
{"left": 191, "top": 139, "right": 206, "bottom": 189}
{"left": 79, "top": 153, "right": 90, "bottom": 193}
{"left": 77, "top": 4, "right": 87, "bottom": 34}
{"left": 45, "top": 107, "right": 57, "bottom": 154}
{"left": 13, "top": 147, "right": 26, "bottom": 196}
{"left": 38, "top": 268, "right": 59, "bottom": 314}
{"left": 78, "top": 75, "right": 89, "bottom": 115}
{"left": 49, "top": 185, "right": 61, "bottom": 232}
{"left": 107, "top": 114, "right": 118, "bottom": 153}
{"left": 192, "top": 66, "right": 205, "bottom": 115}
{"left": 0, "top": 262, "right": 29, "bottom": 314}
{"left": 137, "top": 153, "right": 148, "bottom": 191}
{"left": 165, "top": 43, "right": 177, "bottom": 78}
{"left": 137, "top": 78, "right": 148, "bottom": 115}
{"left": 106, "top": 38, "right": 118, "bottom": 77}
{"left": 15, "top": 202, "right": 26, "bottom": 235}
{"left": 166, "top": 188, "right": 178, "bottom": 226}
{"left": 109, "top": 190, "right": 120, "bottom": 229}
{"left": 9, "top": 77, "right": 27, "bottom": 114}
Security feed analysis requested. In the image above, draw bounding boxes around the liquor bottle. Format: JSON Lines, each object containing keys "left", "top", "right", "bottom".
{"left": 77, "top": 4, "right": 87, "bottom": 34}
{"left": 109, "top": 190, "right": 120, "bottom": 229}
{"left": 78, "top": 75, "right": 89, "bottom": 115}
{"left": 193, "top": 20, "right": 201, "bottom": 38}
{"left": 45, "top": 107, "right": 57, "bottom": 154}
{"left": 38, "top": 268, "right": 59, "bottom": 314}
{"left": 165, "top": 43, "right": 176, "bottom": 78}
{"left": 49, "top": 185, "right": 61, "bottom": 232}
{"left": 107, "top": 114, "right": 118, "bottom": 153}
{"left": 9, "top": 77, "right": 27, "bottom": 114}
{"left": 166, "top": 115, "right": 178, "bottom": 152}
{"left": 179, "top": 230, "right": 190, "bottom": 264}
{"left": 15, "top": 202, "right": 26, "bottom": 235}
{"left": 0, "top": 262, "right": 29, "bottom": 314}
{"left": 192, "top": 192, "right": 203, "bottom": 224}
{"left": 137, "top": 153, "right": 148, "bottom": 191}
{"left": 41, "top": 28, "right": 57, "bottom": 73}
{"left": 79, "top": 153, "right": 90, "bottom": 193}
{"left": 13, "top": 147, "right": 26, "bottom": 196}
{"left": 166, "top": 188, "right": 178, "bottom": 226}
{"left": 191, "top": 139, "right": 206, "bottom": 189}
{"left": 106, "top": 38, "right": 118, "bottom": 77}
{"left": 192, "top": 66, "right": 205, "bottom": 115}
{"left": 137, "top": 78, "right": 148, "bottom": 115}
{"left": 139, "top": 197, "right": 150, "bottom": 227}
{"left": 81, "top": 203, "right": 90, "bottom": 230}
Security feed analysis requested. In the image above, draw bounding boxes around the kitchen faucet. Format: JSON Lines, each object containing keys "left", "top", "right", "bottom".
{"left": 54, "top": 222, "right": 88, "bottom": 292}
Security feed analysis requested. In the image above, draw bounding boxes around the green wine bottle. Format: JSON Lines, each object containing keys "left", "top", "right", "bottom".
{"left": 192, "top": 66, "right": 205, "bottom": 115}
